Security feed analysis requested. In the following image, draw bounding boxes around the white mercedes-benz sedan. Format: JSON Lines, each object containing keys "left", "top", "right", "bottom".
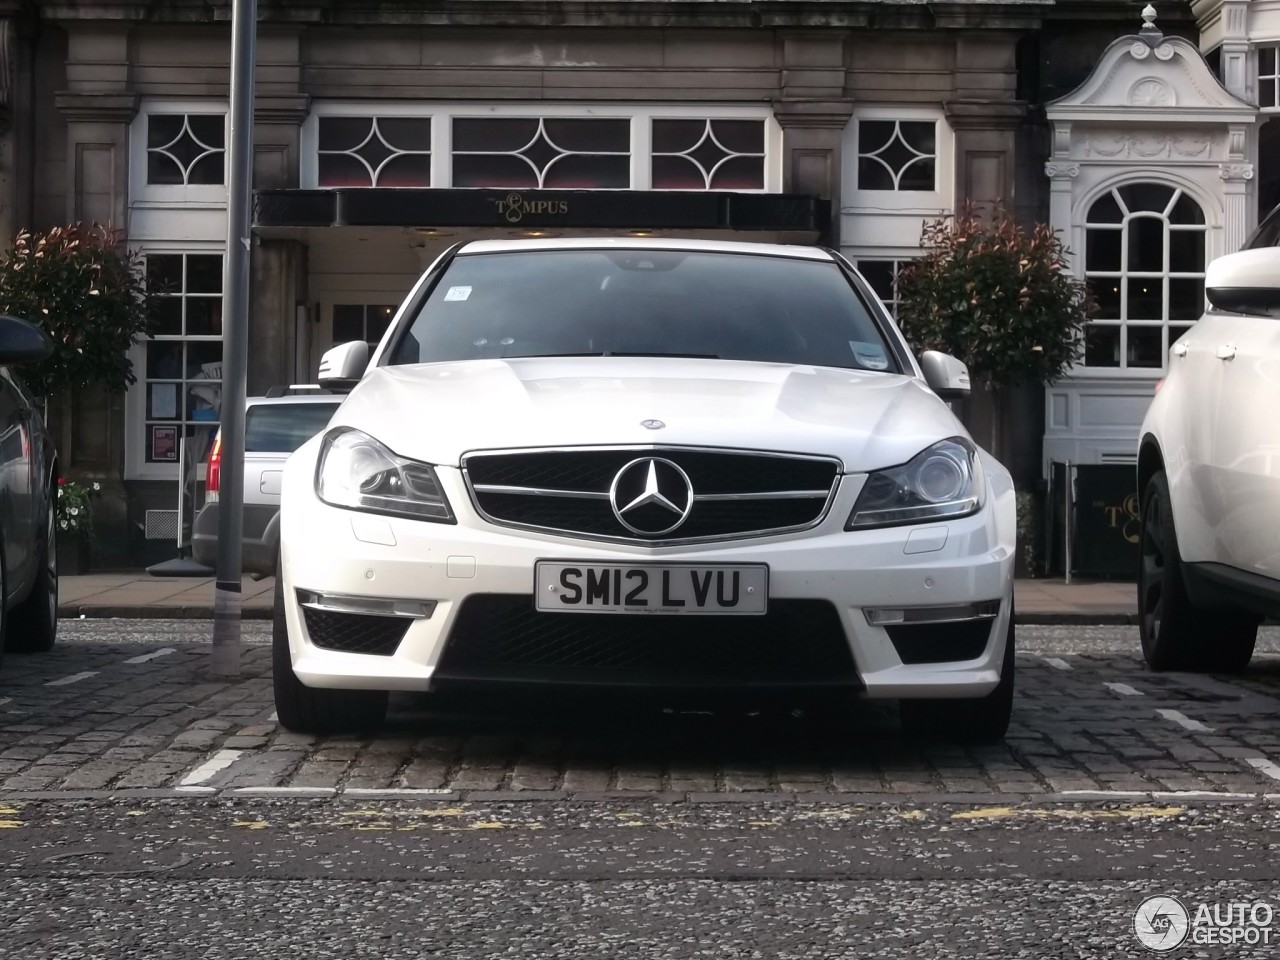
{"left": 275, "top": 238, "right": 1017, "bottom": 741}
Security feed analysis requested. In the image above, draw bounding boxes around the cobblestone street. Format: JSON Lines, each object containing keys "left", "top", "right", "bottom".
{"left": 4, "top": 620, "right": 1280, "bottom": 802}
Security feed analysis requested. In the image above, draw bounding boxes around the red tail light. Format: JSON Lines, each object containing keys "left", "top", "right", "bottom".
{"left": 206, "top": 434, "right": 222, "bottom": 503}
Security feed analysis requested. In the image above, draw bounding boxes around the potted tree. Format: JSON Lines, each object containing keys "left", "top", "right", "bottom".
{"left": 895, "top": 204, "right": 1094, "bottom": 575}
{"left": 0, "top": 223, "right": 151, "bottom": 571}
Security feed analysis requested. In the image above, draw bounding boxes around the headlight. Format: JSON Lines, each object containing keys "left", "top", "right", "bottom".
{"left": 846, "top": 437, "right": 984, "bottom": 529}
{"left": 315, "top": 428, "right": 453, "bottom": 522}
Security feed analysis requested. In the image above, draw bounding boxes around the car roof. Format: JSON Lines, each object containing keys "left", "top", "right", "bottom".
{"left": 454, "top": 237, "right": 836, "bottom": 261}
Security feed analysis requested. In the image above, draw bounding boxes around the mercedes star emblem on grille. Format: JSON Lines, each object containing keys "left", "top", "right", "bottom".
{"left": 609, "top": 457, "right": 694, "bottom": 535}
{"left": 640, "top": 419, "right": 665, "bottom": 430}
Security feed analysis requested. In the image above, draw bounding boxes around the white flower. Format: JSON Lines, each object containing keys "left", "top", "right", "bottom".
{"left": 57, "top": 488, "right": 63, "bottom": 498}
{"left": 69, "top": 507, "right": 79, "bottom": 516}
{"left": 92, "top": 482, "right": 101, "bottom": 492}
{"left": 59, "top": 520, "right": 68, "bottom": 530}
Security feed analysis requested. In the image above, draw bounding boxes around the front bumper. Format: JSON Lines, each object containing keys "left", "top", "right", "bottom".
{"left": 279, "top": 463, "right": 1016, "bottom": 700}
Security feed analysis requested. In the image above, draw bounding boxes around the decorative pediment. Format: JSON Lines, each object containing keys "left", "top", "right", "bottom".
{"left": 1048, "top": 21, "right": 1255, "bottom": 124}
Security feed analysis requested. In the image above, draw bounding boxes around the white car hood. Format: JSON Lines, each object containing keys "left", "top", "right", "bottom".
{"left": 331, "top": 357, "right": 970, "bottom": 472}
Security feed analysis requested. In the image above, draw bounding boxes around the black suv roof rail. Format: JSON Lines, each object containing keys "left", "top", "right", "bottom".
{"left": 262, "top": 384, "right": 333, "bottom": 398}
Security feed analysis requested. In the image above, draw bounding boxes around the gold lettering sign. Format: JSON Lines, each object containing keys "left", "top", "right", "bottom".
{"left": 1100, "top": 493, "right": 1141, "bottom": 544}
{"left": 492, "top": 192, "right": 570, "bottom": 224}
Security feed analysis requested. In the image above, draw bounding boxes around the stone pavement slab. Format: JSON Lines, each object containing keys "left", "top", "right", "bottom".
{"left": 56, "top": 573, "right": 1137, "bottom": 623}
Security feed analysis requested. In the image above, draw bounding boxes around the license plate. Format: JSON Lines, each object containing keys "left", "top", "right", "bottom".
{"left": 534, "top": 562, "right": 768, "bottom": 615}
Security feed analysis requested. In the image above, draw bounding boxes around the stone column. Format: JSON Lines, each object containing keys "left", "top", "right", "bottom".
{"left": 53, "top": 23, "right": 138, "bottom": 476}
{"left": 945, "top": 100, "right": 1026, "bottom": 218}
{"left": 249, "top": 239, "right": 308, "bottom": 393}
{"left": 1220, "top": 160, "right": 1255, "bottom": 255}
{"left": 772, "top": 100, "right": 855, "bottom": 244}
{"left": 247, "top": 27, "right": 311, "bottom": 394}
{"left": 772, "top": 31, "right": 852, "bottom": 244}
{"left": 51, "top": 21, "right": 138, "bottom": 564}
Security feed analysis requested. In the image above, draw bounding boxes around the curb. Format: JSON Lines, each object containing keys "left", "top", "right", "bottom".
{"left": 56, "top": 604, "right": 1137, "bottom": 625}
{"left": 0, "top": 787, "right": 1269, "bottom": 805}
{"left": 60, "top": 604, "right": 274, "bottom": 621}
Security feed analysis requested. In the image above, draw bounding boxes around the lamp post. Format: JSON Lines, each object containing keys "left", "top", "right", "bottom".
{"left": 211, "top": 0, "right": 257, "bottom": 677}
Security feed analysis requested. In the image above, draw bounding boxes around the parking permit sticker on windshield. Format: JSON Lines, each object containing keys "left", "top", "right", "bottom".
{"left": 444, "top": 286, "right": 472, "bottom": 302}
{"left": 849, "top": 341, "right": 889, "bottom": 370}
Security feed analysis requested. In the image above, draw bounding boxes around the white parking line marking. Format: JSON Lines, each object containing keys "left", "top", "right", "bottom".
{"left": 1248, "top": 758, "right": 1280, "bottom": 783}
{"left": 124, "top": 648, "right": 176, "bottom": 664}
{"left": 1104, "top": 682, "right": 1144, "bottom": 696}
{"left": 1059, "top": 789, "right": 1256, "bottom": 800}
{"left": 1041, "top": 657, "right": 1072, "bottom": 671}
{"left": 342, "top": 788, "right": 456, "bottom": 797}
{"left": 179, "top": 749, "right": 244, "bottom": 787}
{"left": 1156, "top": 709, "right": 1214, "bottom": 733}
{"left": 173, "top": 786, "right": 217, "bottom": 794}
{"left": 268, "top": 712, "right": 278, "bottom": 723}
{"left": 45, "top": 672, "right": 97, "bottom": 687}
{"left": 232, "top": 786, "right": 337, "bottom": 796}
{"left": 0, "top": 697, "right": 10, "bottom": 707}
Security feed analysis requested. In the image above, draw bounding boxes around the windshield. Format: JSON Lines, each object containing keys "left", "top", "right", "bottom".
{"left": 245, "top": 402, "right": 341, "bottom": 453}
{"left": 388, "top": 249, "right": 899, "bottom": 373}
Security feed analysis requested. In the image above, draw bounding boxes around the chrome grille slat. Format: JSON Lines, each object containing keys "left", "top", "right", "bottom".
{"left": 693, "top": 490, "right": 830, "bottom": 502}
{"left": 472, "top": 484, "right": 612, "bottom": 500}
{"left": 463, "top": 445, "right": 840, "bottom": 545}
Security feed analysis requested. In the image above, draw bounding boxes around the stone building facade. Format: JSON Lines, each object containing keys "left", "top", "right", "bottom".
{"left": 0, "top": 0, "right": 1254, "bottom": 567}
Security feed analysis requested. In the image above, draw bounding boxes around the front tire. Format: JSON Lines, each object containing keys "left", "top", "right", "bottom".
{"left": 1139, "top": 470, "right": 1256, "bottom": 673}
{"left": 8, "top": 503, "right": 57, "bottom": 654}
{"left": 272, "top": 560, "right": 388, "bottom": 734}
{"left": 899, "top": 614, "right": 1015, "bottom": 744}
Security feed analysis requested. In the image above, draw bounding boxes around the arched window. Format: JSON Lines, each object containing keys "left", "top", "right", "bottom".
{"left": 1083, "top": 183, "right": 1206, "bottom": 371}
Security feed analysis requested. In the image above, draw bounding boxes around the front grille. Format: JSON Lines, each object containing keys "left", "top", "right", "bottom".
{"left": 464, "top": 447, "right": 839, "bottom": 543}
{"left": 302, "top": 607, "right": 411, "bottom": 656}
{"left": 885, "top": 620, "right": 993, "bottom": 664}
{"left": 435, "top": 594, "right": 859, "bottom": 686}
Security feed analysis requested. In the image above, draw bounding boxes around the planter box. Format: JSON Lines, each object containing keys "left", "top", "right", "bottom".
{"left": 56, "top": 532, "right": 90, "bottom": 576}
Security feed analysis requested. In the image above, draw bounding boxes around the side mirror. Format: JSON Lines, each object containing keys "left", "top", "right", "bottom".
{"left": 317, "top": 340, "right": 370, "bottom": 392}
{"left": 0, "top": 315, "right": 53, "bottom": 365}
{"left": 919, "top": 350, "right": 971, "bottom": 400}
{"left": 1206, "top": 248, "right": 1280, "bottom": 317}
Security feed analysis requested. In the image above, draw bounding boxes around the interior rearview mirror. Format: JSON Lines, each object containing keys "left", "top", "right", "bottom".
{"left": 919, "top": 350, "right": 971, "bottom": 400}
{"left": 0, "top": 314, "right": 53, "bottom": 365}
{"left": 318, "top": 340, "right": 370, "bottom": 392}
{"left": 1205, "top": 248, "right": 1280, "bottom": 317}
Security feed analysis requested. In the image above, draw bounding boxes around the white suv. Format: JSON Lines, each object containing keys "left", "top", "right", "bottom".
{"left": 1137, "top": 210, "right": 1280, "bottom": 672}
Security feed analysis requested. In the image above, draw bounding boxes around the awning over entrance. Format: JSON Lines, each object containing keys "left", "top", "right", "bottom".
{"left": 253, "top": 188, "right": 831, "bottom": 236}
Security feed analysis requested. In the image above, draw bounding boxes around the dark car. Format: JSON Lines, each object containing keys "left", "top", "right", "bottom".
{"left": 0, "top": 315, "right": 61, "bottom": 663}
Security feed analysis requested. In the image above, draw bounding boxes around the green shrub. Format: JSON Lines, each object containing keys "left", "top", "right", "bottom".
{"left": 0, "top": 223, "right": 151, "bottom": 398}
{"left": 896, "top": 204, "right": 1094, "bottom": 391}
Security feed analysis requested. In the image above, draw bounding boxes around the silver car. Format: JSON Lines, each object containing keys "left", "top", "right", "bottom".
{"left": 192, "top": 390, "right": 341, "bottom": 576}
